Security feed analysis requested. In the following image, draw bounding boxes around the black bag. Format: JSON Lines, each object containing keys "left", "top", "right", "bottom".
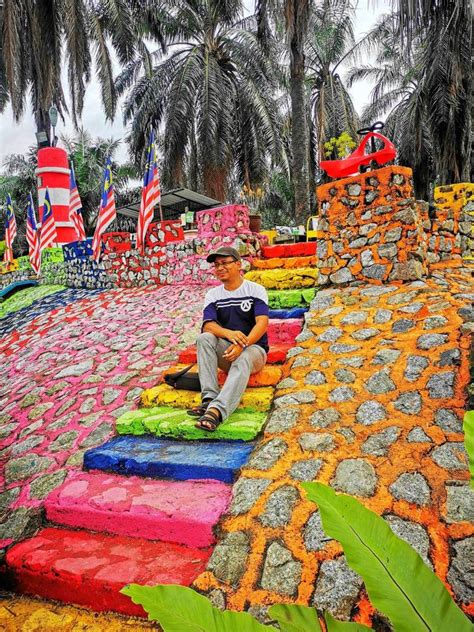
{"left": 164, "top": 363, "right": 201, "bottom": 391}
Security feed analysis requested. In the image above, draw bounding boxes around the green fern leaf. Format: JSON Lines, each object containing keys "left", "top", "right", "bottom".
{"left": 268, "top": 603, "right": 323, "bottom": 631}
{"left": 302, "top": 483, "right": 471, "bottom": 632}
{"left": 325, "top": 612, "right": 372, "bottom": 631}
{"left": 120, "top": 584, "right": 267, "bottom": 631}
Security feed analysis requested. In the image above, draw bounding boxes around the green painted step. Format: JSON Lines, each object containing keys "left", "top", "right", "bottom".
{"left": 116, "top": 406, "right": 267, "bottom": 441}
{"left": 267, "top": 288, "right": 317, "bottom": 309}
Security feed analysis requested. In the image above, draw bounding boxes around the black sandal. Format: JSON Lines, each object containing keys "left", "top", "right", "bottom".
{"left": 187, "top": 399, "right": 212, "bottom": 417}
{"left": 195, "top": 409, "right": 222, "bottom": 432}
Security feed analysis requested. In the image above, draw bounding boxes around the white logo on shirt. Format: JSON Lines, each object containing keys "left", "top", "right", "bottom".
{"left": 240, "top": 299, "right": 252, "bottom": 312}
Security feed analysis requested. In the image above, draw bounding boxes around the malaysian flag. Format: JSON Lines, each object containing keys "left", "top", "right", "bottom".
{"left": 136, "top": 132, "right": 161, "bottom": 254}
{"left": 26, "top": 193, "right": 41, "bottom": 274}
{"left": 69, "top": 161, "right": 86, "bottom": 240}
{"left": 92, "top": 157, "right": 116, "bottom": 261}
{"left": 39, "top": 188, "right": 57, "bottom": 254}
{"left": 3, "top": 194, "right": 17, "bottom": 262}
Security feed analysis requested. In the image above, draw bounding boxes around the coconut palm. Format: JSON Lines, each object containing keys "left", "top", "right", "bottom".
{"left": 0, "top": 0, "right": 137, "bottom": 138}
{"left": 118, "top": 0, "right": 285, "bottom": 201}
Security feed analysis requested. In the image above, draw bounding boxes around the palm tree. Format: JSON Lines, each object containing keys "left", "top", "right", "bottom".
{"left": 257, "top": 0, "right": 312, "bottom": 224}
{"left": 305, "top": 0, "right": 360, "bottom": 177}
{"left": 393, "top": 0, "right": 472, "bottom": 183}
{"left": 347, "top": 14, "right": 433, "bottom": 198}
{"left": 0, "top": 0, "right": 137, "bottom": 139}
{"left": 118, "top": 0, "right": 284, "bottom": 201}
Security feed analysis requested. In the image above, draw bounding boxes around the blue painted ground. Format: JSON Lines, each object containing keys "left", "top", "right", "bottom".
{"left": 0, "top": 280, "right": 38, "bottom": 300}
{"left": 0, "top": 287, "right": 106, "bottom": 336}
{"left": 269, "top": 307, "right": 308, "bottom": 319}
{"left": 84, "top": 436, "right": 255, "bottom": 483}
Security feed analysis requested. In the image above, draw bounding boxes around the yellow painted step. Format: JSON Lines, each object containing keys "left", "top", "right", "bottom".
{"left": 141, "top": 383, "right": 274, "bottom": 412}
{"left": 0, "top": 594, "right": 154, "bottom": 632}
{"left": 244, "top": 267, "right": 318, "bottom": 289}
{"left": 163, "top": 364, "right": 283, "bottom": 387}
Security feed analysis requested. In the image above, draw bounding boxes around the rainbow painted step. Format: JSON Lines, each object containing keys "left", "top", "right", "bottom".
{"left": 252, "top": 255, "right": 317, "bottom": 269}
{"left": 3, "top": 527, "right": 211, "bottom": 617}
{"left": 45, "top": 471, "right": 231, "bottom": 548}
{"left": 262, "top": 242, "right": 316, "bottom": 258}
{"left": 178, "top": 342, "right": 293, "bottom": 365}
{"left": 267, "top": 288, "right": 316, "bottom": 308}
{"left": 163, "top": 363, "right": 282, "bottom": 387}
{"left": 269, "top": 307, "right": 308, "bottom": 319}
{"left": 244, "top": 267, "right": 318, "bottom": 290}
{"left": 140, "top": 383, "right": 273, "bottom": 411}
{"left": 116, "top": 406, "right": 267, "bottom": 441}
{"left": 84, "top": 436, "right": 254, "bottom": 483}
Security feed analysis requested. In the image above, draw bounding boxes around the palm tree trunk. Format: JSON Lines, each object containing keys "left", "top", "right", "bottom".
{"left": 203, "top": 165, "right": 227, "bottom": 202}
{"left": 290, "top": 41, "right": 310, "bottom": 225}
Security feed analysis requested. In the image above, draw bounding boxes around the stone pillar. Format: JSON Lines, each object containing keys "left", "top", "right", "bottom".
{"left": 316, "top": 166, "right": 427, "bottom": 285}
{"left": 428, "top": 183, "right": 474, "bottom": 263}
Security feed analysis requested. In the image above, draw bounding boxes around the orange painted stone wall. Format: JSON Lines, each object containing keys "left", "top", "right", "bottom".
{"left": 316, "top": 166, "right": 428, "bottom": 285}
{"left": 428, "top": 183, "right": 474, "bottom": 262}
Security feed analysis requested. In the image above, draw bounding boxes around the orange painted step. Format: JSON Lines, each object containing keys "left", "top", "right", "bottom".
{"left": 163, "top": 364, "right": 282, "bottom": 387}
{"left": 178, "top": 343, "right": 293, "bottom": 365}
{"left": 252, "top": 255, "right": 317, "bottom": 269}
{"left": 3, "top": 527, "right": 211, "bottom": 617}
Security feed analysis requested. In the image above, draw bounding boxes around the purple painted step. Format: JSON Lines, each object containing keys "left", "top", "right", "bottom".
{"left": 45, "top": 471, "right": 232, "bottom": 548}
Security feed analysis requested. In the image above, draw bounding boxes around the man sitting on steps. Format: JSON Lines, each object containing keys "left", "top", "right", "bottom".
{"left": 187, "top": 246, "right": 269, "bottom": 432}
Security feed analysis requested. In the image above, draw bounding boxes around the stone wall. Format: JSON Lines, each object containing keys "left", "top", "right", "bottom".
{"left": 63, "top": 239, "right": 115, "bottom": 289}
{"left": 428, "top": 183, "right": 474, "bottom": 263}
{"left": 316, "top": 166, "right": 428, "bottom": 285}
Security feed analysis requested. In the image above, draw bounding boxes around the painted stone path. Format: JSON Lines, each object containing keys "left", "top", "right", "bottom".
{"left": 0, "top": 285, "right": 206, "bottom": 549}
{"left": 194, "top": 264, "right": 474, "bottom": 625}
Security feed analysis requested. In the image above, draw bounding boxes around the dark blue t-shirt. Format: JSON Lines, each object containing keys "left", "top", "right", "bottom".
{"left": 202, "top": 280, "right": 269, "bottom": 352}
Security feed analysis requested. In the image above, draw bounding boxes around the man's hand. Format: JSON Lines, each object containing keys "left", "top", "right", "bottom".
{"left": 223, "top": 343, "right": 243, "bottom": 362}
{"left": 224, "top": 329, "right": 249, "bottom": 348}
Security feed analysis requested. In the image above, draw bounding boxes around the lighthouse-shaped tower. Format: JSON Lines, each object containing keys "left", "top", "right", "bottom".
{"left": 36, "top": 147, "right": 78, "bottom": 245}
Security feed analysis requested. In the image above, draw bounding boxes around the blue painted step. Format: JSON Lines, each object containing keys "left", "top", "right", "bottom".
{"left": 84, "top": 436, "right": 254, "bottom": 483}
{"left": 269, "top": 307, "right": 308, "bottom": 319}
{"left": 0, "top": 280, "right": 38, "bottom": 301}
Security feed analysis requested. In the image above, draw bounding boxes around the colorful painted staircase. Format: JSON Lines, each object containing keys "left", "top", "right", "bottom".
{"left": 3, "top": 241, "right": 317, "bottom": 617}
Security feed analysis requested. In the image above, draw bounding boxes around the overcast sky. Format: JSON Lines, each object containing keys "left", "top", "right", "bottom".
{"left": 0, "top": 1, "right": 390, "bottom": 169}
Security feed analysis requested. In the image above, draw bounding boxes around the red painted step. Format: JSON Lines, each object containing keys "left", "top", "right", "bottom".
{"left": 178, "top": 342, "right": 293, "bottom": 365}
{"left": 45, "top": 471, "right": 232, "bottom": 548}
{"left": 262, "top": 242, "right": 316, "bottom": 258}
{"left": 3, "top": 527, "right": 211, "bottom": 617}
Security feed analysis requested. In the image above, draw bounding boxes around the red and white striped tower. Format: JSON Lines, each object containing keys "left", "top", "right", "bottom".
{"left": 36, "top": 147, "right": 77, "bottom": 245}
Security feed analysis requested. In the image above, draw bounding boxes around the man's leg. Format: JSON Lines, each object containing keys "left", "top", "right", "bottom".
{"left": 209, "top": 344, "right": 266, "bottom": 421}
{"left": 196, "top": 332, "right": 231, "bottom": 403}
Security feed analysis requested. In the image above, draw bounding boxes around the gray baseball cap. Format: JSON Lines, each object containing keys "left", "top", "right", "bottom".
{"left": 206, "top": 246, "right": 241, "bottom": 263}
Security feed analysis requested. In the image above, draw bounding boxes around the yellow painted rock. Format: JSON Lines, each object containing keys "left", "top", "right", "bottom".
{"left": 244, "top": 267, "right": 318, "bottom": 289}
{"left": 141, "top": 383, "right": 274, "bottom": 411}
{"left": 0, "top": 594, "right": 153, "bottom": 632}
{"left": 163, "top": 364, "right": 282, "bottom": 387}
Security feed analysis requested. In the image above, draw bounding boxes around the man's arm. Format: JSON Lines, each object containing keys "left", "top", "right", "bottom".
{"left": 222, "top": 315, "right": 269, "bottom": 362}
{"left": 203, "top": 321, "right": 249, "bottom": 347}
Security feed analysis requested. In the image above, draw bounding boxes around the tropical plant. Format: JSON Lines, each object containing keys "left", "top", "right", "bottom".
{"left": 0, "top": 0, "right": 138, "bottom": 136}
{"left": 305, "top": 0, "right": 360, "bottom": 168}
{"left": 122, "top": 482, "right": 471, "bottom": 631}
{"left": 117, "top": 0, "right": 285, "bottom": 202}
{"left": 323, "top": 132, "right": 357, "bottom": 160}
{"left": 463, "top": 410, "right": 474, "bottom": 489}
{"left": 347, "top": 13, "right": 434, "bottom": 199}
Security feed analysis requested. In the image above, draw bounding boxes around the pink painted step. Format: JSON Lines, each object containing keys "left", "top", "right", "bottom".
{"left": 45, "top": 471, "right": 231, "bottom": 548}
{"left": 267, "top": 318, "right": 302, "bottom": 344}
{"left": 3, "top": 527, "right": 211, "bottom": 616}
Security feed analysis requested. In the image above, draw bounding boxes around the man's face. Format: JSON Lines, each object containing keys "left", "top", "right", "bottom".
{"left": 213, "top": 256, "right": 240, "bottom": 281}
